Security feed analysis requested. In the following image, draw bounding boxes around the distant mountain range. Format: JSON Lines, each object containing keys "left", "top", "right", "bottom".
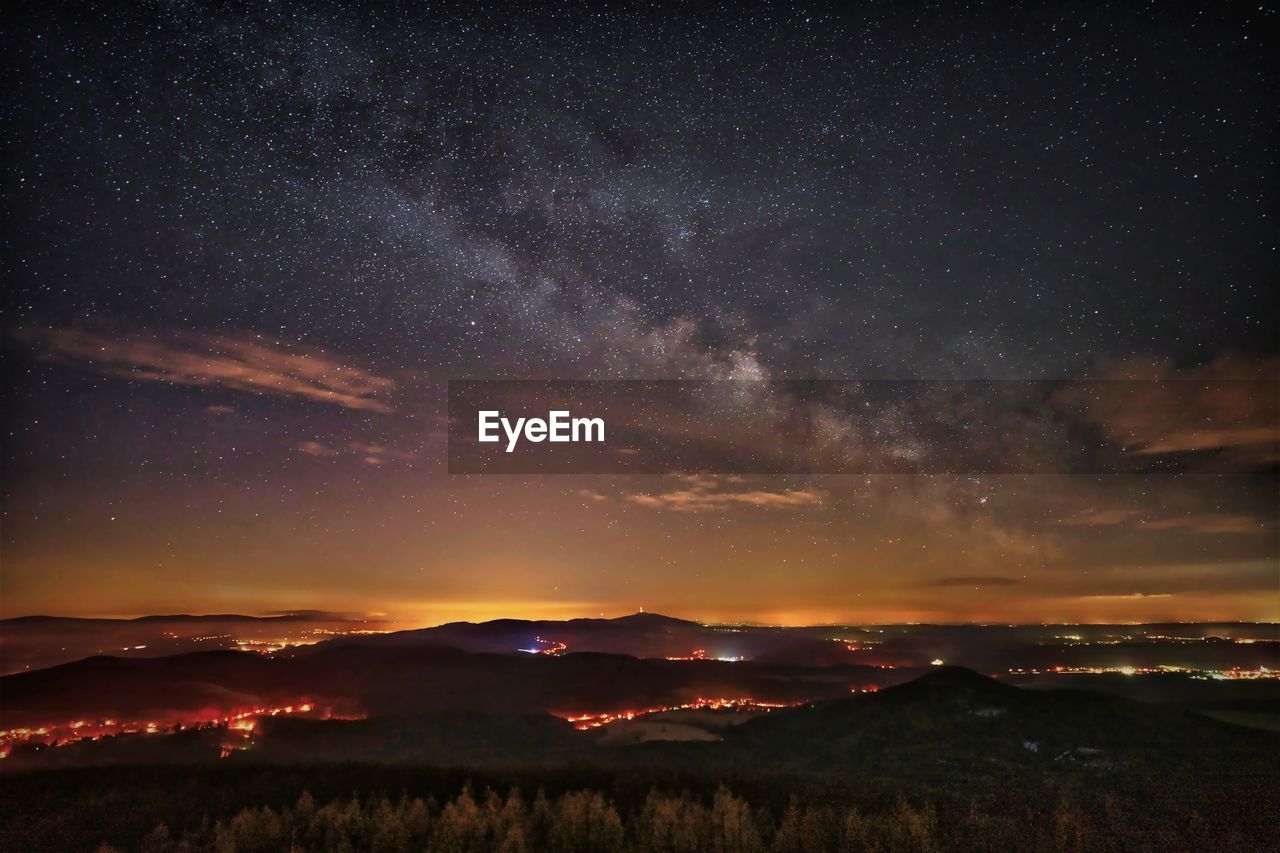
{"left": 312, "top": 610, "right": 858, "bottom": 664}
{"left": 0, "top": 638, "right": 895, "bottom": 730}
{"left": 3, "top": 609, "right": 1276, "bottom": 685}
{"left": 0, "top": 611, "right": 396, "bottom": 674}
{"left": 3, "top": 608, "right": 1278, "bottom": 768}
{"left": 2, "top": 613, "right": 347, "bottom": 623}
{"left": 3, "top": 614, "right": 1277, "bottom": 853}
{"left": 6, "top": 662, "right": 1277, "bottom": 792}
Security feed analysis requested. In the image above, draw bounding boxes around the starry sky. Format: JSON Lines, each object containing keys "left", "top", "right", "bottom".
{"left": 3, "top": 1, "right": 1277, "bottom": 624}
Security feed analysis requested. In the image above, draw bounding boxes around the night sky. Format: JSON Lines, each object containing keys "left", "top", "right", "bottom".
{"left": 3, "top": 1, "right": 1277, "bottom": 623}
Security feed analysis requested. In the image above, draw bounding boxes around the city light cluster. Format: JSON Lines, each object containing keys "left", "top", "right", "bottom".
{"left": 516, "top": 637, "right": 568, "bottom": 655}
{"left": 557, "top": 697, "right": 802, "bottom": 730}
{"left": 0, "top": 701, "right": 354, "bottom": 760}
{"left": 233, "top": 628, "right": 392, "bottom": 654}
{"left": 1008, "top": 665, "right": 1278, "bottom": 679}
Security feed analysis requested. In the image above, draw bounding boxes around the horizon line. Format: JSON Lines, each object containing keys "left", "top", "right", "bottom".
{"left": 3, "top": 610, "right": 1277, "bottom": 628}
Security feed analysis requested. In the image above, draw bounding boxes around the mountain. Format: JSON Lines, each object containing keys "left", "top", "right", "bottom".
{"left": 7, "top": 665, "right": 1276, "bottom": 790}
{"left": 305, "top": 610, "right": 855, "bottom": 666}
{"left": 0, "top": 651, "right": 290, "bottom": 724}
{"left": 4, "top": 667, "right": 1275, "bottom": 853}
{"left": 715, "top": 666, "right": 1277, "bottom": 784}
{"left": 611, "top": 611, "right": 700, "bottom": 626}
{"left": 1, "top": 613, "right": 344, "bottom": 624}
{"left": 0, "top": 612, "right": 395, "bottom": 675}
{"left": 6, "top": 613, "right": 1276, "bottom": 675}
{"left": 0, "top": 643, "right": 895, "bottom": 731}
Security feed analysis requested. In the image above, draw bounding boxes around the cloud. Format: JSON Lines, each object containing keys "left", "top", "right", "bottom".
{"left": 18, "top": 326, "right": 395, "bottom": 412}
{"left": 927, "top": 576, "right": 1020, "bottom": 588}
{"left": 1060, "top": 508, "right": 1139, "bottom": 527}
{"left": 1138, "top": 515, "right": 1266, "bottom": 535}
{"left": 348, "top": 441, "right": 416, "bottom": 461}
{"left": 627, "top": 490, "right": 823, "bottom": 511}
{"left": 1061, "top": 508, "right": 1267, "bottom": 535}
{"left": 1061, "top": 354, "right": 1280, "bottom": 464}
{"left": 298, "top": 440, "right": 340, "bottom": 457}
{"left": 297, "top": 439, "right": 416, "bottom": 465}
{"left": 626, "top": 474, "right": 823, "bottom": 512}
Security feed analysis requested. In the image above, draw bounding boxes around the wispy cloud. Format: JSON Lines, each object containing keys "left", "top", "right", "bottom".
{"left": 1139, "top": 515, "right": 1266, "bottom": 535}
{"left": 297, "top": 440, "right": 340, "bottom": 457}
{"left": 297, "top": 439, "right": 416, "bottom": 465}
{"left": 626, "top": 474, "right": 823, "bottom": 512}
{"left": 19, "top": 326, "right": 395, "bottom": 412}
{"left": 1062, "top": 354, "right": 1280, "bottom": 464}
{"left": 1060, "top": 508, "right": 1140, "bottom": 527}
{"left": 348, "top": 441, "right": 415, "bottom": 460}
{"left": 1061, "top": 507, "right": 1267, "bottom": 534}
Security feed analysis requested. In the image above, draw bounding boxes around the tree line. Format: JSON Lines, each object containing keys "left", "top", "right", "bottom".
{"left": 94, "top": 783, "right": 1249, "bottom": 853}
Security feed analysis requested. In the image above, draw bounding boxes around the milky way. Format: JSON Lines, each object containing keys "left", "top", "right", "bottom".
{"left": 3, "top": 2, "right": 1276, "bottom": 623}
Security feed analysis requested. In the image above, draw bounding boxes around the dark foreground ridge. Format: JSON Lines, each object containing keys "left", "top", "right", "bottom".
{"left": 2, "top": 625, "right": 1278, "bottom": 851}
{"left": 1, "top": 665, "right": 1276, "bottom": 851}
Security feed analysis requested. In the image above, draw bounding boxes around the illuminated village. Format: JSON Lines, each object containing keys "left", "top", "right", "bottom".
{"left": 1007, "top": 665, "right": 1277, "bottom": 680}
{"left": 558, "top": 697, "right": 802, "bottom": 730}
{"left": 2, "top": 626, "right": 1275, "bottom": 765}
{"left": 0, "top": 702, "right": 362, "bottom": 761}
